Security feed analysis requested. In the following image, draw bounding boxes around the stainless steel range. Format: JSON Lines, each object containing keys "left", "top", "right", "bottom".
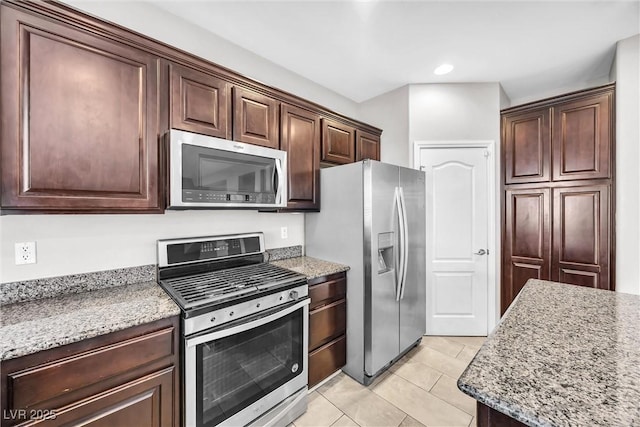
{"left": 157, "top": 233, "right": 309, "bottom": 427}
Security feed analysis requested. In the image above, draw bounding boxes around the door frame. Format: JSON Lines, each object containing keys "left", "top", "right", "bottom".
{"left": 413, "top": 140, "right": 498, "bottom": 334}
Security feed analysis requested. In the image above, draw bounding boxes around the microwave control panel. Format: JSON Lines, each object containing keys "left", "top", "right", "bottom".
{"left": 182, "top": 190, "right": 275, "bottom": 204}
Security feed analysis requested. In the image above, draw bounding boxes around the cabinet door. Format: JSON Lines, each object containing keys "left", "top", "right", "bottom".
{"left": 321, "top": 119, "right": 355, "bottom": 164}
{"left": 552, "top": 185, "right": 610, "bottom": 289}
{"left": 170, "top": 62, "right": 231, "bottom": 139}
{"left": 309, "top": 336, "right": 346, "bottom": 388}
{"left": 502, "top": 188, "right": 551, "bottom": 313}
{"left": 0, "top": 7, "right": 160, "bottom": 212}
{"left": 355, "top": 129, "right": 381, "bottom": 161}
{"left": 233, "top": 87, "right": 279, "bottom": 148}
{"left": 44, "top": 368, "right": 176, "bottom": 427}
{"left": 552, "top": 91, "right": 612, "bottom": 181}
{"left": 280, "top": 104, "right": 321, "bottom": 210}
{"left": 503, "top": 108, "right": 551, "bottom": 184}
{"left": 309, "top": 299, "right": 346, "bottom": 350}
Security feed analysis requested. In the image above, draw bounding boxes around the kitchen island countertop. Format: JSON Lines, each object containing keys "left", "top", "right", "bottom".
{"left": 457, "top": 279, "right": 640, "bottom": 427}
{"left": 0, "top": 281, "right": 180, "bottom": 361}
{"left": 271, "top": 256, "right": 349, "bottom": 280}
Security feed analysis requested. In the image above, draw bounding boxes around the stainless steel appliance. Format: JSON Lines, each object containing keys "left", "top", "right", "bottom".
{"left": 157, "top": 233, "right": 309, "bottom": 427}
{"left": 167, "top": 129, "right": 287, "bottom": 209}
{"left": 305, "top": 160, "right": 426, "bottom": 385}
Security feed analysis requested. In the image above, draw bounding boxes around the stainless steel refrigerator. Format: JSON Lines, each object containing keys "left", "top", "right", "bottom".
{"left": 306, "top": 160, "right": 426, "bottom": 385}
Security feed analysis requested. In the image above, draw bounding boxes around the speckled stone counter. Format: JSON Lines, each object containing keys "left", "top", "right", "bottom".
{"left": 457, "top": 279, "right": 640, "bottom": 427}
{"left": 0, "top": 281, "right": 180, "bottom": 361}
{"left": 1, "top": 264, "right": 156, "bottom": 305}
{"left": 270, "top": 256, "right": 349, "bottom": 280}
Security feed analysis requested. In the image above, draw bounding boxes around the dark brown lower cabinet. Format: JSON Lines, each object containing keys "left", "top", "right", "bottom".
{"left": 308, "top": 272, "right": 347, "bottom": 387}
{"left": 0, "top": 317, "right": 179, "bottom": 427}
{"left": 502, "top": 188, "right": 551, "bottom": 314}
{"left": 477, "top": 403, "right": 526, "bottom": 427}
{"left": 552, "top": 184, "right": 610, "bottom": 289}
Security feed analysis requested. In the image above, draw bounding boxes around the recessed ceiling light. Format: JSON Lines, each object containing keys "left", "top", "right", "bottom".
{"left": 434, "top": 64, "right": 454, "bottom": 75}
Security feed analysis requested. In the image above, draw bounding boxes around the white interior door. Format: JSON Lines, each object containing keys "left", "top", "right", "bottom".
{"left": 420, "top": 146, "right": 489, "bottom": 336}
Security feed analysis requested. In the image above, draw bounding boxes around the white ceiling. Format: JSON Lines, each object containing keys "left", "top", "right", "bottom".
{"left": 151, "top": 1, "right": 640, "bottom": 104}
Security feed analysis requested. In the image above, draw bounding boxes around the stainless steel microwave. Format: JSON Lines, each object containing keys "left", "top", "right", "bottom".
{"left": 167, "top": 129, "right": 287, "bottom": 209}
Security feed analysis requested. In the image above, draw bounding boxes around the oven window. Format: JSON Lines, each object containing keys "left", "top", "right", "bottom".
{"left": 196, "top": 307, "right": 303, "bottom": 426}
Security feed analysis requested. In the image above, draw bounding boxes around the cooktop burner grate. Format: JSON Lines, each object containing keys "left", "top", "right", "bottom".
{"left": 161, "top": 263, "right": 305, "bottom": 310}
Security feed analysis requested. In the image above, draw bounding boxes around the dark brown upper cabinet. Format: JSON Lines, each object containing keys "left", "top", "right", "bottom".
{"left": 0, "top": 1, "right": 382, "bottom": 214}
{"left": 232, "top": 87, "right": 279, "bottom": 149}
{"left": 321, "top": 119, "right": 355, "bottom": 164}
{"left": 280, "top": 104, "right": 321, "bottom": 211}
{"left": 356, "top": 129, "right": 381, "bottom": 161}
{"left": 0, "top": 5, "right": 162, "bottom": 213}
{"left": 552, "top": 92, "right": 612, "bottom": 181}
{"left": 503, "top": 108, "right": 551, "bottom": 184}
{"left": 170, "top": 62, "right": 231, "bottom": 139}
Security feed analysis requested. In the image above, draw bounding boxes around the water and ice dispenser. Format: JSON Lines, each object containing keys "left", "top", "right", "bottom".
{"left": 377, "top": 232, "right": 394, "bottom": 274}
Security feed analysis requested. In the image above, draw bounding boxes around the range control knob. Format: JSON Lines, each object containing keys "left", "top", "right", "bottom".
{"left": 289, "top": 290, "right": 299, "bottom": 300}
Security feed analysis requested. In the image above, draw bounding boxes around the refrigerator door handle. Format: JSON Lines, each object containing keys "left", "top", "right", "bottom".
{"left": 399, "top": 187, "right": 409, "bottom": 299}
{"left": 395, "top": 187, "right": 406, "bottom": 301}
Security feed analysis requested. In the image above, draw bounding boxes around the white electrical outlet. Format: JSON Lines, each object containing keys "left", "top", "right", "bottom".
{"left": 15, "top": 242, "right": 37, "bottom": 265}
{"left": 280, "top": 227, "right": 288, "bottom": 239}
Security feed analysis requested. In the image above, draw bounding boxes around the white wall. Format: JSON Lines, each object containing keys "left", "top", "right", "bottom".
{"left": 359, "top": 85, "right": 410, "bottom": 167}
{"left": 612, "top": 34, "right": 640, "bottom": 295}
{"left": 0, "top": 1, "right": 365, "bottom": 284}
{"left": 507, "top": 75, "right": 612, "bottom": 107}
{"left": 408, "top": 83, "right": 502, "bottom": 163}
{"left": 499, "top": 84, "right": 511, "bottom": 110}
{"left": 0, "top": 211, "right": 303, "bottom": 283}
{"left": 408, "top": 83, "right": 502, "bottom": 330}
{"left": 65, "top": 1, "right": 360, "bottom": 119}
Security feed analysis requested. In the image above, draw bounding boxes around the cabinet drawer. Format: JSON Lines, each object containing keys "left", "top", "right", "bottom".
{"left": 21, "top": 367, "right": 175, "bottom": 427}
{"left": 8, "top": 327, "right": 175, "bottom": 410}
{"left": 309, "top": 276, "right": 346, "bottom": 310}
{"left": 308, "top": 335, "right": 346, "bottom": 388}
{"left": 309, "top": 299, "right": 346, "bottom": 351}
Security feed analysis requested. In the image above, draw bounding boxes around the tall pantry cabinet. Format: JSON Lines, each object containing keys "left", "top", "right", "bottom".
{"left": 501, "top": 84, "right": 615, "bottom": 313}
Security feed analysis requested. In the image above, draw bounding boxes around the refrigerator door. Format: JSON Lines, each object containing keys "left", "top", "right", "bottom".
{"left": 364, "top": 161, "right": 401, "bottom": 376}
{"left": 398, "top": 167, "right": 427, "bottom": 352}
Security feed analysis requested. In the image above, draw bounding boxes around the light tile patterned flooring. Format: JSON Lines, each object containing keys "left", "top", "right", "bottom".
{"left": 292, "top": 336, "right": 486, "bottom": 427}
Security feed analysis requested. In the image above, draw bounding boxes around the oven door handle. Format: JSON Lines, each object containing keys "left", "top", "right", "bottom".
{"left": 186, "top": 298, "right": 310, "bottom": 347}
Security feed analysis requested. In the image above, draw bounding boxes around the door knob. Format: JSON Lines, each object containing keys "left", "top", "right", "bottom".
{"left": 474, "top": 249, "right": 487, "bottom": 255}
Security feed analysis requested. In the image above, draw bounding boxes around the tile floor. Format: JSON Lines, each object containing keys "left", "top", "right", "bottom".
{"left": 292, "top": 336, "right": 486, "bottom": 427}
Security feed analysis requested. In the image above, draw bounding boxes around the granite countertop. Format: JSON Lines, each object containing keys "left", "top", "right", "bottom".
{"left": 457, "top": 279, "right": 640, "bottom": 427}
{"left": 270, "top": 256, "right": 349, "bottom": 280}
{"left": 0, "top": 281, "right": 180, "bottom": 361}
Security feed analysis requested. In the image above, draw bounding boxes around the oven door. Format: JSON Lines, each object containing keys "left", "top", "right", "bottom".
{"left": 184, "top": 299, "right": 309, "bottom": 427}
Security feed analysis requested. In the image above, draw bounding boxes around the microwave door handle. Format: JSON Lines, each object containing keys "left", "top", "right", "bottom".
{"left": 274, "top": 158, "right": 284, "bottom": 204}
